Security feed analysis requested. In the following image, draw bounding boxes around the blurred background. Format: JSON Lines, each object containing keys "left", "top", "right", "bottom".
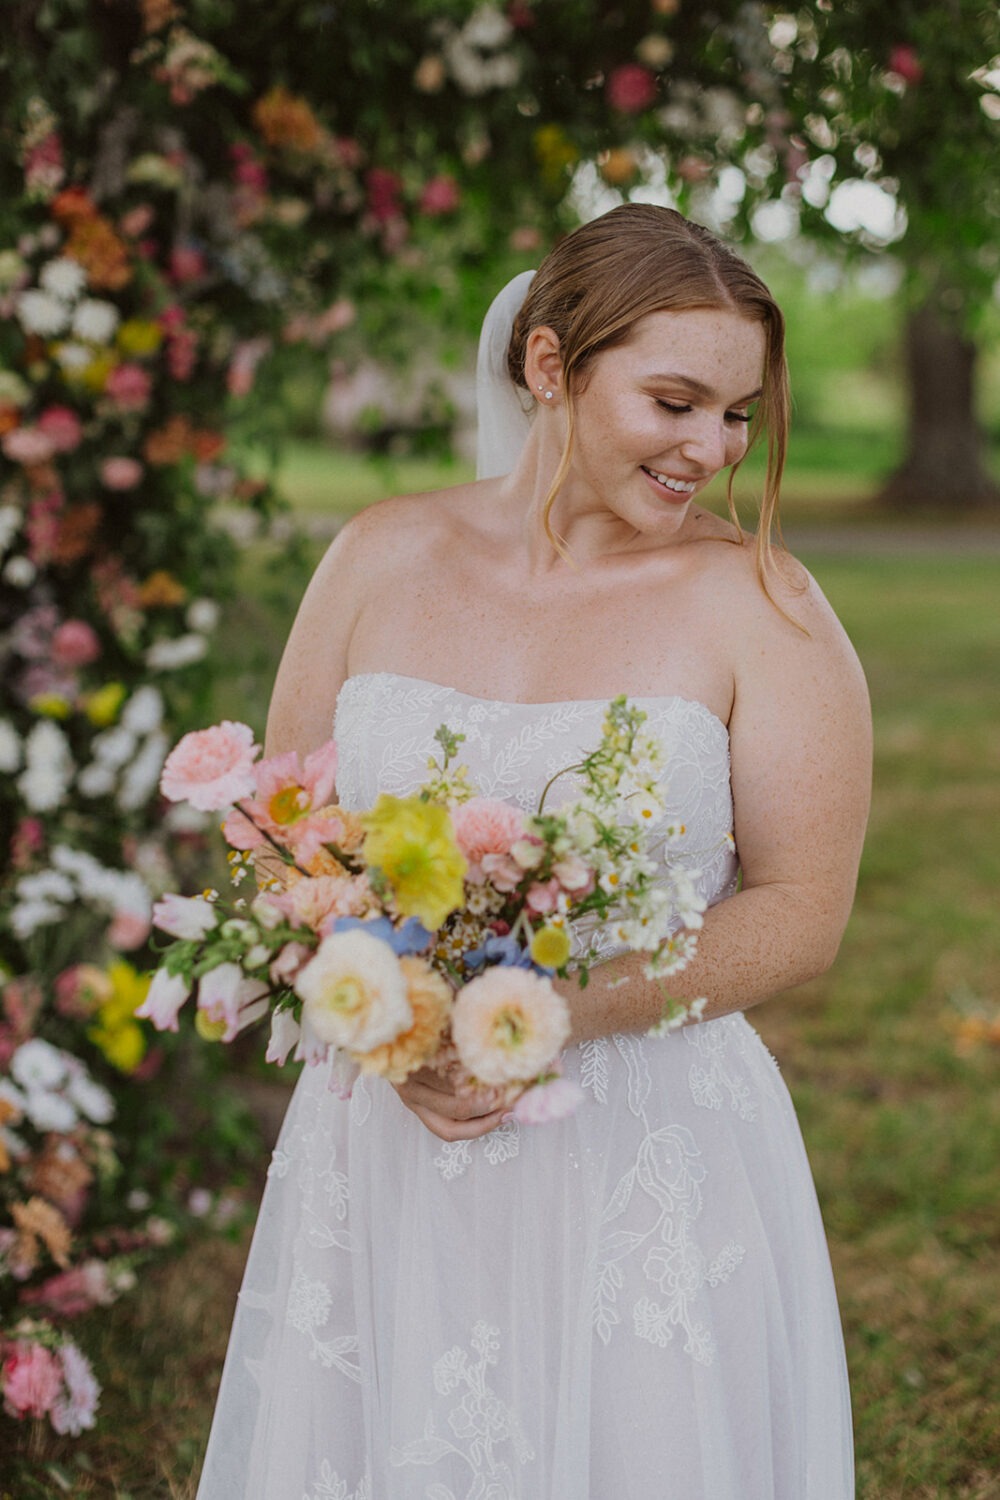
{"left": 0, "top": 3, "right": 998, "bottom": 1495}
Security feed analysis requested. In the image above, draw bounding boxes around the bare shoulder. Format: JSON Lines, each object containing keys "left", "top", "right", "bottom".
{"left": 335, "top": 478, "right": 491, "bottom": 564}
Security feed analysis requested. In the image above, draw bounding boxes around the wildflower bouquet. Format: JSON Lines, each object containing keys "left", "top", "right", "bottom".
{"left": 139, "top": 699, "right": 707, "bottom": 1122}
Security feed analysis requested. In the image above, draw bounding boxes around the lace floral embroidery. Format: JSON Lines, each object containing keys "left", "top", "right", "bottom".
{"left": 303, "top": 1460, "right": 371, "bottom": 1499}
{"left": 433, "top": 1121, "right": 520, "bottom": 1181}
{"left": 591, "top": 1123, "right": 745, "bottom": 1365}
{"left": 285, "top": 1263, "right": 362, "bottom": 1381}
{"left": 389, "top": 1321, "right": 535, "bottom": 1498}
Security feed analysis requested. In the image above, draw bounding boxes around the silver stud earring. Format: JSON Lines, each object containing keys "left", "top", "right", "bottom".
{"left": 544, "top": 391, "right": 554, "bottom": 400}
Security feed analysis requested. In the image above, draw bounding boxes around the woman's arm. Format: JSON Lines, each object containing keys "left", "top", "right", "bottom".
{"left": 563, "top": 567, "right": 872, "bottom": 1041}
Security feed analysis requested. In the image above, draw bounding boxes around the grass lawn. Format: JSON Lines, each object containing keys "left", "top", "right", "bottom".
{"left": 6, "top": 542, "right": 998, "bottom": 1498}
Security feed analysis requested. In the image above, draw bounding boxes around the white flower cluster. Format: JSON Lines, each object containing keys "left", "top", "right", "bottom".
{"left": 14, "top": 255, "right": 120, "bottom": 362}
{"left": 18, "top": 720, "right": 74, "bottom": 812}
{"left": 76, "top": 685, "right": 168, "bottom": 809}
{"left": 437, "top": 6, "right": 521, "bottom": 95}
{"left": 10, "top": 844, "right": 152, "bottom": 942}
{"left": 0, "top": 1038, "right": 114, "bottom": 1141}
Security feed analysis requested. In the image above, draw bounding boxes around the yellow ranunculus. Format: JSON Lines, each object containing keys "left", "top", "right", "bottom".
{"left": 89, "top": 1019, "right": 146, "bottom": 1073}
{"left": 28, "top": 693, "right": 72, "bottom": 719}
{"left": 89, "top": 961, "right": 150, "bottom": 1073}
{"left": 362, "top": 794, "right": 467, "bottom": 931}
{"left": 85, "top": 681, "right": 127, "bottom": 727}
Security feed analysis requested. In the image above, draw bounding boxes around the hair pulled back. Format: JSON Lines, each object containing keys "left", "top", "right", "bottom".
{"left": 506, "top": 204, "right": 790, "bottom": 587}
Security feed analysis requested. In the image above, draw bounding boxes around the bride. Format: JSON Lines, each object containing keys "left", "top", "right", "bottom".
{"left": 196, "top": 204, "right": 871, "bottom": 1499}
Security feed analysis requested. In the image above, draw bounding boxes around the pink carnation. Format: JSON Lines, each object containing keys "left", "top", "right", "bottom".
{"left": 512, "top": 1074, "right": 583, "bottom": 1125}
{"left": 104, "top": 362, "right": 152, "bottom": 411}
{"left": 2, "top": 425, "right": 56, "bottom": 466}
{"left": 100, "top": 456, "right": 144, "bottom": 491}
{"left": 606, "top": 63, "right": 657, "bottom": 114}
{"left": 2, "top": 1341, "right": 62, "bottom": 1421}
{"left": 51, "top": 618, "right": 100, "bottom": 669}
{"left": 160, "top": 720, "right": 260, "bottom": 811}
{"left": 37, "top": 405, "right": 83, "bottom": 454}
{"left": 452, "top": 967, "right": 570, "bottom": 1085}
{"left": 450, "top": 798, "right": 526, "bottom": 883}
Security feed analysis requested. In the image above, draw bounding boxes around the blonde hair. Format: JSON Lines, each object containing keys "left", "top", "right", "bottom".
{"left": 506, "top": 204, "right": 791, "bottom": 593}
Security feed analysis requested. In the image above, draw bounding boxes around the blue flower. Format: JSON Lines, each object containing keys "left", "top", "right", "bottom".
{"left": 328, "top": 914, "right": 433, "bottom": 956}
{"left": 463, "top": 933, "right": 539, "bottom": 972}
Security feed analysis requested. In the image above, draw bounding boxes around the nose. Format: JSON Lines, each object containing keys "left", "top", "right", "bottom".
{"left": 679, "top": 412, "right": 730, "bottom": 473}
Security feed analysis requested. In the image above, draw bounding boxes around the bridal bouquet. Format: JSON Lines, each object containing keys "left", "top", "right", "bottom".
{"left": 137, "top": 698, "right": 707, "bottom": 1123}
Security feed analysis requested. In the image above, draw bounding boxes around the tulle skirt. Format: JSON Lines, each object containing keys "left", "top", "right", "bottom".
{"left": 196, "top": 1013, "right": 853, "bottom": 1499}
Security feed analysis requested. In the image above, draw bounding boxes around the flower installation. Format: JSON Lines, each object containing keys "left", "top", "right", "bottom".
{"left": 143, "top": 700, "right": 708, "bottom": 1122}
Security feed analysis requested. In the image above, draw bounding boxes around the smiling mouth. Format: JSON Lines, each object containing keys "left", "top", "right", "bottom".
{"left": 641, "top": 467, "right": 696, "bottom": 495}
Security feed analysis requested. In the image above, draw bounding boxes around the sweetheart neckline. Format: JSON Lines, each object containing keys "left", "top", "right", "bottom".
{"left": 337, "top": 671, "right": 730, "bottom": 740}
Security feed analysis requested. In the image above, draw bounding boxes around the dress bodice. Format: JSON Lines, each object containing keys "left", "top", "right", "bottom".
{"left": 333, "top": 671, "right": 739, "bottom": 912}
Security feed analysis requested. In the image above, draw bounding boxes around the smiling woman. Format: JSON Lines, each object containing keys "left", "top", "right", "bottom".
{"left": 195, "top": 206, "right": 871, "bottom": 1500}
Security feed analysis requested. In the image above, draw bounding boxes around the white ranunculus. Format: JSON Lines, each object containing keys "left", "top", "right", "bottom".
{"left": 10, "top": 897, "right": 64, "bottom": 940}
{"left": 65, "top": 1071, "right": 115, "bottom": 1125}
{"left": 16, "top": 288, "right": 70, "bottom": 336}
{"left": 92, "top": 725, "right": 137, "bottom": 769}
{"left": 145, "top": 633, "right": 208, "bottom": 671}
{"left": 18, "top": 720, "right": 74, "bottom": 811}
{"left": 0, "top": 718, "right": 21, "bottom": 773}
{"left": 121, "top": 685, "right": 164, "bottom": 735}
{"left": 77, "top": 762, "right": 117, "bottom": 798}
{"left": 52, "top": 341, "right": 92, "bottom": 373}
{"left": 71, "top": 297, "right": 119, "bottom": 343}
{"left": 294, "top": 929, "right": 412, "bottom": 1053}
{"left": 11, "top": 1038, "right": 69, "bottom": 1092}
{"left": 39, "top": 256, "right": 87, "bottom": 300}
{"left": 23, "top": 1089, "right": 78, "bottom": 1133}
{"left": 185, "top": 597, "right": 220, "bottom": 634}
{"left": 14, "top": 869, "right": 75, "bottom": 904}
{"left": 117, "top": 729, "right": 168, "bottom": 812}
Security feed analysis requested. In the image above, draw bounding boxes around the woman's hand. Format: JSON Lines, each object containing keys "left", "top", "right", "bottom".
{"left": 392, "top": 1066, "right": 510, "bottom": 1141}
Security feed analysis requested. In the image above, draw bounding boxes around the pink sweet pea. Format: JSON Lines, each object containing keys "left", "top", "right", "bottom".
{"left": 2, "top": 1341, "right": 62, "bottom": 1420}
{"left": 160, "top": 720, "right": 260, "bottom": 811}
{"left": 135, "top": 968, "right": 191, "bottom": 1031}
{"left": 22, "top": 1261, "right": 113, "bottom": 1317}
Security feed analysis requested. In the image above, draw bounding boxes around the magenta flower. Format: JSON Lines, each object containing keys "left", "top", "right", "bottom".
{"left": 418, "top": 175, "right": 461, "bottom": 216}
{"left": 104, "top": 362, "right": 152, "bottom": 412}
{"left": 889, "top": 44, "right": 923, "bottom": 84}
{"left": 160, "top": 720, "right": 260, "bottom": 811}
{"left": 606, "top": 63, "right": 657, "bottom": 114}
{"left": 2, "top": 1341, "right": 63, "bottom": 1420}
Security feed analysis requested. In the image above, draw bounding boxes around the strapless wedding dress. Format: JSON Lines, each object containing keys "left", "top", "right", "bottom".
{"left": 196, "top": 672, "right": 853, "bottom": 1500}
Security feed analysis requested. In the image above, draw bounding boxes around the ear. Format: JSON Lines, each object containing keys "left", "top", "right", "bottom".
{"left": 523, "top": 325, "right": 564, "bottom": 405}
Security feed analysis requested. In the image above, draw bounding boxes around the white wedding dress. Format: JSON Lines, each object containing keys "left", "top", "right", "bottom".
{"left": 196, "top": 671, "right": 853, "bottom": 1500}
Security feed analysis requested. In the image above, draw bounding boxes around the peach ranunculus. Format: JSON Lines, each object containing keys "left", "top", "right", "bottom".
{"left": 269, "top": 872, "right": 373, "bottom": 931}
{"left": 220, "top": 741, "right": 338, "bottom": 860}
{"left": 450, "top": 797, "right": 526, "bottom": 884}
{"left": 159, "top": 720, "right": 260, "bottom": 811}
{"left": 451, "top": 967, "right": 570, "bottom": 1085}
{"left": 354, "top": 955, "right": 452, "bottom": 1083}
{"left": 294, "top": 928, "right": 412, "bottom": 1052}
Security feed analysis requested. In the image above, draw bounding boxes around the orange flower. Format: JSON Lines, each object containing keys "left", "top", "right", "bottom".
{"left": 12, "top": 1197, "right": 72, "bottom": 1273}
{"left": 65, "top": 214, "right": 132, "bottom": 291}
{"left": 51, "top": 186, "right": 97, "bottom": 223}
{"left": 138, "top": 569, "right": 187, "bottom": 608}
{"left": 144, "top": 414, "right": 195, "bottom": 465}
{"left": 191, "top": 426, "right": 225, "bottom": 462}
{"left": 355, "top": 955, "right": 452, "bottom": 1083}
{"left": 27, "top": 1139, "right": 93, "bottom": 1216}
{"left": 52, "top": 501, "right": 102, "bottom": 566}
{"left": 0, "top": 404, "right": 20, "bottom": 437}
{"left": 253, "top": 86, "right": 323, "bottom": 153}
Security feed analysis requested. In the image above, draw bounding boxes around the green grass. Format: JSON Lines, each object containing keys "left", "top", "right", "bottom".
{"left": 6, "top": 549, "right": 999, "bottom": 1497}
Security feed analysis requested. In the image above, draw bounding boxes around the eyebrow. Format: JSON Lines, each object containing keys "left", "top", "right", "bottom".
{"left": 646, "top": 373, "right": 763, "bottom": 405}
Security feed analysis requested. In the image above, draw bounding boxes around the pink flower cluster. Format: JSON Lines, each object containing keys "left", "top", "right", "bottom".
{"left": 1, "top": 1333, "right": 99, "bottom": 1434}
{"left": 450, "top": 797, "right": 594, "bottom": 912}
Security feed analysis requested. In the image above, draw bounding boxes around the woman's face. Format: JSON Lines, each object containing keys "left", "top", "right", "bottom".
{"left": 559, "top": 305, "right": 767, "bottom": 536}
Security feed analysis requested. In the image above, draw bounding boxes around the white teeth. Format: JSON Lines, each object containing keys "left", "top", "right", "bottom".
{"left": 645, "top": 468, "right": 695, "bottom": 494}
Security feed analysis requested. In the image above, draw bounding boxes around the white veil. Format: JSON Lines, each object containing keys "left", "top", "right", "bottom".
{"left": 475, "top": 268, "right": 536, "bottom": 480}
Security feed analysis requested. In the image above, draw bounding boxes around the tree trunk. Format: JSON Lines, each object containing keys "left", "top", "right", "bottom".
{"left": 879, "top": 304, "right": 1000, "bottom": 511}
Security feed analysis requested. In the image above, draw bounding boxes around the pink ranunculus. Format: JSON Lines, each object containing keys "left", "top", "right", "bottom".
{"left": 50, "top": 1341, "right": 99, "bottom": 1436}
{"left": 135, "top": 967, "right": 191, "bottom": 1031}
{"left": 524, "top": 878, "right": 561, "bottom": 916}
{"left": 197, "top": 963, "right": 269, "bottom": 1042}
{"left": 100, "top": 456, "right": 144, "bottom": 491}
{"left": 512, "top": 1074, "right": 583, "bottom": 1125}
{"left": 50, "top": 618, "right": 101, "bottom": 669}
{"left": 103, "top": 362, "right": 152, "bottom": 412}
{"left": 160, "top": 720, "right": 260, "bottom": 811}
{"left": 2, "top": 425, "right": 56, "bottom": 466}
{"left": 888, "top": 44, "right": 923, "bottom": 84}
{"left": 606, "top": 63, "right": 657, "bottom": 114}
{"left": 37, "top": 405, "right": 83, "bottom": 454}
{"left": 107, "top": 909, "right": 152, "bottom": 951}
{"left": 418, "top": 174, "right": 460, "bottom": 216}
{"left": 451, "top": 798, "right": 526, "bottom": 883}
{"left": 2, "top": 1341, "right": 63, "bottom": 1421}
{"left": 479, "top": 852, "right": 523, "bottom": 893}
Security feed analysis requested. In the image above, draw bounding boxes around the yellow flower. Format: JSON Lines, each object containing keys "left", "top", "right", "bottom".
{"left": 88, "top": 961, "right": 150, "bottom": 1073}
{"left": 362, "top": 794, "right": 467, "bottom": 930}
{"left": 28, "top": 692, "right": 72, "bottom": 719}
{"left": 84, "top": 681, "right": 127, "bottom": 727}
{"left": 195, "top": 1010, "right": 227, "bottom": 1041}
{"left": 530, "top": 923, "right": 571, "bottom": 971}
{"left": 80, "top": 350, "right": 116, "bottom": 393}
{"left": 118, "top": 318, "right": 163, "bottom": 357}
